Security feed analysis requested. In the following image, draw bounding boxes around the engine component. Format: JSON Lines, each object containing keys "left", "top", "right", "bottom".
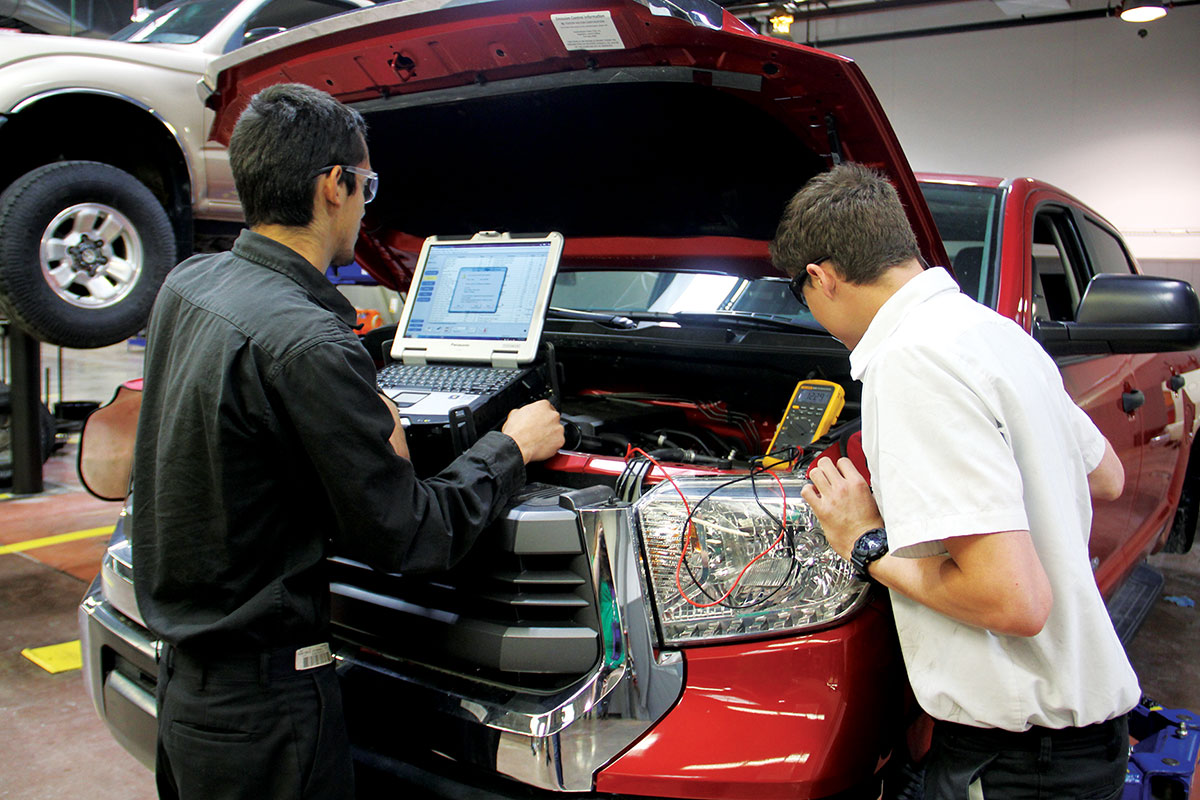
{"left": 560, "top": 396, "right": 690, "bottom": 455}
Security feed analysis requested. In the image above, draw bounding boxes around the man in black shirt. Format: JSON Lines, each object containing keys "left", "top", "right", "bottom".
{"left": 132, "top": 83, "right": 563, "bottom": 799}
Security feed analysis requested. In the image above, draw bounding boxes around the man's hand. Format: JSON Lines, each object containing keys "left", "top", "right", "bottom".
{"left": 502, "top": 399, "right": 565, "bottom": 464}
{"left": 378, "top": 392, "right": 410, "bottom": 459}
{"left": 801, "top": 456, "right": 885, "bottom": 561}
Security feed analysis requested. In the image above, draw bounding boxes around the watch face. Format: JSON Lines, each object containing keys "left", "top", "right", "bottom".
{"left": 853, "top": 528, "right": 888, "bottom": 561}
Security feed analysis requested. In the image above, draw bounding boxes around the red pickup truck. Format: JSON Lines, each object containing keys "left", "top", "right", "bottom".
{"left": 78, "top": 0, "right": 1200, "bottom": 797}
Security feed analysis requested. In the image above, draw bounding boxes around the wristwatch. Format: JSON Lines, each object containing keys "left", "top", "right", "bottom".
{"left": 850, "top": 528, "right": 889, "bottom": 578}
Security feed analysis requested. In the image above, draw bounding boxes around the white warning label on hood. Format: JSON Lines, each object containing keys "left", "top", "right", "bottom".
{"left": 551, "top": 11, "right": 626, "bottom": 51}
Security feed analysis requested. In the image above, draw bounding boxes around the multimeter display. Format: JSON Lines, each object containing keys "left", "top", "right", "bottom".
{"left": 766, "top": 379, "right": 846, "bottom": 459}
{"left": 795, "top": 387, "right": 833, "bottom": 406}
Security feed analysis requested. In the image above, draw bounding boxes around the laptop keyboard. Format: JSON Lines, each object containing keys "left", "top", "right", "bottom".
{"left": 378, "top": 363, "right": 522, "bottom": 394}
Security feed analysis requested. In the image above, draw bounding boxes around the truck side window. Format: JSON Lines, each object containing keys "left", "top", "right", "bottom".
{"left": 1031, "top": 211, "right": 1087, "bottom": 322}
{"left": 1080, "top": 218, "right": 1136, "bottom": 276}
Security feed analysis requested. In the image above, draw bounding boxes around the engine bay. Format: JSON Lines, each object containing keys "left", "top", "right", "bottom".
{"left": 394, "top": 319, "right": 860, "bottom": 483}
{"left": 543, "top": 321, "right": 858, "bottom": 470}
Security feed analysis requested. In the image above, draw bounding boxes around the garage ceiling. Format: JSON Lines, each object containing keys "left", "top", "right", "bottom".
{"left": 722, "top": 0, "right": 1199, "bottom": 47}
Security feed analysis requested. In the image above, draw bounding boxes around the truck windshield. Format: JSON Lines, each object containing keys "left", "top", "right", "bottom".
{"left": 550, "top": 270, "right": 826, "bottom": 332}
{"left": 919, "top": 182, "right": 1004, "bottom": 308}
{"left": 110, "top": 0, "right": 240, "bottom": 43}
{"left": 550, "top": 184, "right": 1002, "bottom": 329}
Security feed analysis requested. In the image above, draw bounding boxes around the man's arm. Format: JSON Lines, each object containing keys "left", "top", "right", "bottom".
{"left": 378, "top": 392, "right": 410, "bottom": 459}
{"left": 1088, "top": 437, "right": 1124, "bottom": 501}
{"left": 802, "top": 456, "right": 1053, "bottom": 637}
{"left": 279, "top": 339, "right": 562, "bottom": 574}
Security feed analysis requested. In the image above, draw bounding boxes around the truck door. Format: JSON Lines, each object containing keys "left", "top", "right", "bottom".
{"left": 1027, "top": 202, "right": 1139, "bottom": 591}
{"left": 1075, "top": 213, "right": 1189, "bottom": 571}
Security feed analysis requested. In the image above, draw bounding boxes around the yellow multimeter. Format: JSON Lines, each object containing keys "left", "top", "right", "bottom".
{"left": 764, "top": 379, "right": 845, "bottom": 469}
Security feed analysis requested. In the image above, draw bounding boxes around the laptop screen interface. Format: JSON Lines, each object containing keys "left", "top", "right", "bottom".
{"left": 403, "top": 241, "right": 553, "bottom": 342}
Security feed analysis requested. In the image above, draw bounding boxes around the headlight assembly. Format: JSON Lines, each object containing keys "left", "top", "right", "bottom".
{"left": 634, "top": 474, "right": 869, "bottom": 645}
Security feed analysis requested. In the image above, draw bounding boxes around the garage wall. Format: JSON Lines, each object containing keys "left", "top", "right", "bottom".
{"left": 828, "top": 6, "right": 1200, "bottom": 282}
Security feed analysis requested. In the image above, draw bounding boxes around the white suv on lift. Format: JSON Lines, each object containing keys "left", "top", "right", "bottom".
{"left": 0, "top": 0, "right": 370, "bottom": 349}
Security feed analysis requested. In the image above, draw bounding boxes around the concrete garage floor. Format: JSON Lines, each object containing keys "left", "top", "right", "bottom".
{"left": 2, "top": 447, "right": 157, "bottom": 799}
{"left": 1, "top": 342, "right": 1199, "bottom": 798}
{"left": 2, "top": 342, "right": 156, "bottom": 799}
{"left": 1132, "top": 547, "right": 1200, "bottom": 713}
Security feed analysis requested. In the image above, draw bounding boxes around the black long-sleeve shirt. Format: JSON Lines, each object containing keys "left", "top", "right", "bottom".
{"left": 131, "top": 230, "right": 525, "bottom": 652}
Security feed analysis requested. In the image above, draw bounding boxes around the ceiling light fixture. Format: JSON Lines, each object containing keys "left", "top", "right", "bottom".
{"left": 1118, "top": 0, "right": 1168, "bottom": 22}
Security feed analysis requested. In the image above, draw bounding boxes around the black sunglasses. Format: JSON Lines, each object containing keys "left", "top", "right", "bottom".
{"left": 788, "top": 257, "right": 830, "bottom": 311}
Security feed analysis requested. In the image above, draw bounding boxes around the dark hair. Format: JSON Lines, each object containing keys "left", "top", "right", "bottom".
{"left": 769, "top": 163, "right": 920, "bottom": 284}
{"left": 228, "top": 83, "right": 368, "bottom": 228}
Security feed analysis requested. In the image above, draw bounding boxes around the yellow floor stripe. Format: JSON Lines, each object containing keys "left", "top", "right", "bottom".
{"left": 22, "top": 640, "right": 83, "bottom": 673}
{"left": 0, "top": 526, "right": 115, "bottom": 555}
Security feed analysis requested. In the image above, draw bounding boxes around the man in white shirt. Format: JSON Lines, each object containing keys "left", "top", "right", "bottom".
{"left": 770, "top": 163, "right": 1137, "bottom": 799}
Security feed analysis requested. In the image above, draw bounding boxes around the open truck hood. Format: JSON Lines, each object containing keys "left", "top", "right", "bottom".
{"left": 202, "top": 0, "right": 945, "bottom": 290}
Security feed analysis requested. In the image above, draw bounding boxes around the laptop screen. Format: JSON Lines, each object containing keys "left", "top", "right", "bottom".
{"left": 404, "top": 241, "right": 553, "bottom": 341}
{"left": 392, "top": 232, "right": 563, "bottom": 365}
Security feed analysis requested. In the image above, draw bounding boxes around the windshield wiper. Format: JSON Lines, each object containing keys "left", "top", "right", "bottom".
{"left": 547, "top": 307, "right": 637, "bottom": 329}
{"left": 622, "top": 311, "right": 821, "bottom": 333}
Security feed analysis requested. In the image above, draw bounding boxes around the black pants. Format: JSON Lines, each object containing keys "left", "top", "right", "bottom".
{"left": 155, "top": 646, "right": 355, "bottom": 800}
{"left": 924, "top": 716, "right": 1129, "bottom": 800}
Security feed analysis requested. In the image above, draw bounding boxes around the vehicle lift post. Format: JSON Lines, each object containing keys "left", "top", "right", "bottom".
{"left": 8, "top": 325, "right": 44, "bottom": 494}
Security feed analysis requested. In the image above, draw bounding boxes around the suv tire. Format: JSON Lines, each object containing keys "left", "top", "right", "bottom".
{"left": 0, "top": 161, "right": 177, "bottom": 349}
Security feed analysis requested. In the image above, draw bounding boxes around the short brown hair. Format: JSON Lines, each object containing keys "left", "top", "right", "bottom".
{"left": 769, "top": 163, "right": 920, "bottom": 284}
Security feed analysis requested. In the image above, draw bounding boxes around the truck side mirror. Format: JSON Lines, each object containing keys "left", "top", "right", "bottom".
{"left": 1033, "top": 274, "right": 1200, "bottom": 356}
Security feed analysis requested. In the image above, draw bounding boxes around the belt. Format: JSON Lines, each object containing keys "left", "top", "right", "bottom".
{"left": 935, "top": 715, "right": 1127, "bottom": 752}
{"left": 161, "top": 642, "right": 334, "bottom": 685}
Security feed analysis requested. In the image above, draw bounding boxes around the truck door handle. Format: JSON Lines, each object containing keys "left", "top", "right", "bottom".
{"left": 1122, "top": 390, "right": 1145, "bottom": 414}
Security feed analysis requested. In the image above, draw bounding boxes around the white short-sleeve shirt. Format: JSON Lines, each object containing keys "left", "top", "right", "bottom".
{"left": 850, "top": 267, "right": 1139, "bottom": 731}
